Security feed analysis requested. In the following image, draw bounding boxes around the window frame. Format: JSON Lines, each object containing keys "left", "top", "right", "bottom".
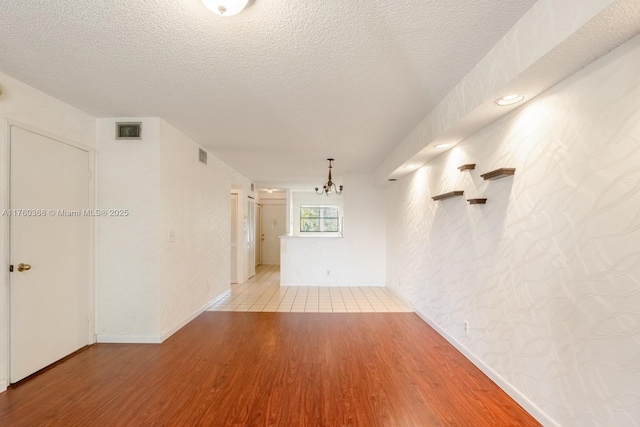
{"left": 299, "top": 204, "right": 341, "bottom": 234}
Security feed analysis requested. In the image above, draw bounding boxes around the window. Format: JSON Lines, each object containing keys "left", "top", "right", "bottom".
{"left": 300, "top": 205, "right": 340, "bottom": 233}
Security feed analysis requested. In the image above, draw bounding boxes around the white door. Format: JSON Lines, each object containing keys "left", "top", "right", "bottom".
{"left": 255, "top": 203, "right": 262, "bottom": 267}
{"left": 230, "top": 194, "right": 238, "bottom": 284}
{"left": 247, "top": 199, "right": 256, "bottom": 278}
{"left": 261, "top": 203, "right": 286, "bottom": 265}
{"left": 10, "top": 126, "right": 92, "bottom": 383}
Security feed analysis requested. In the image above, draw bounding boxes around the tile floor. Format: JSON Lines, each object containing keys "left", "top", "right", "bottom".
{"left": 208, "top": 264, "right": 413, "bottom": 313}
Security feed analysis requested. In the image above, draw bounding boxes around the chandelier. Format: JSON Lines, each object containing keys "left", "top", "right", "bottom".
{"left": 315, "top": 158, "right": 343, "bottom": 196}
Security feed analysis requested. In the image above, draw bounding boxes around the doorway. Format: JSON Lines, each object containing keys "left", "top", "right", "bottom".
{"left": 255, "top": 203, "right": 262, "bottom": 267}
{"left": 247, "top": 198, "right": 256, "bottom": 279}
{"left": 230, "top": 193, "right": 238, "bottom": 284}
{"left": 260, "top": 202, "right": 286, "bottom": 265}
{"left": 8, "top": 124, "right": 93, "bottom": 383}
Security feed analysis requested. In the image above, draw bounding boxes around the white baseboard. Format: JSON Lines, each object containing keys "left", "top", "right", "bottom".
{"left": 95, "top": 291, "right": 231, "bottom": 344}
{"left": 413, "top": 310, "right": 558, "bottom": 427}
{"left": 96, "top": 335, "right": 162, "bottom": 344}
{"left": 280, "top": 282, "right": 386, "bottom": 287}
{"left": 385, "top": 287, "right": 558, "bottom": 427}
{"left": 384, "top": 285, "right": 414, "bottom": 307}
{"left": 205, "top": 289, "right": 231, "bottom": 310}
{"left": 0, "top": 379, "right": 7, "bottom": 394}
{"left": 160, "top": 290, "right": 231, "bottom": 342}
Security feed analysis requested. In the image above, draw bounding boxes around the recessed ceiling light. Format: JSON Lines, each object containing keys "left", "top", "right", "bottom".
{"left": 434, "top": 143, "right": 452, "bottom": 149}
{"left": 495, "top": 94, "right": 525, "bottom": 106}
{"left": 201, "top": 0, "right": 248, "bottom": 16}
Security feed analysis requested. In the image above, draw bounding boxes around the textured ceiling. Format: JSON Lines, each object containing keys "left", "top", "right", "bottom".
{"left": 0, "top": 0, "right": 537, "bottom": 188}
{"left": 375, "top": 0, "right": 640, "bottom": 184}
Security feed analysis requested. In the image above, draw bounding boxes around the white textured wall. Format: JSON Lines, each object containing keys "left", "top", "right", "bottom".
{"left": 96, "top": 118, "right": 162, "bottom": 341}
{"left": 0, "top": 72, "right": 96, "bottom": 391}
{"left": 281, "top": 175, "right": 386, "bottom": 286}
{"left": 386, "top": 35, "right": 640, "bottom": 427}
{"left": 97, "top": 117, "right": 252, "bottom": 343}
{"left": 159, "top": 121, "right": 233, "bottom": 337}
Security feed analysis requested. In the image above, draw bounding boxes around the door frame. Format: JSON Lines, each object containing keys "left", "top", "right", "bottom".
{"left": 255, "top": 203, "right": 262, "bottom": 267}
{"left": 260, "top": 199, "right": 286, "bottom": 265}
{"left": 1, "top": 120, "right": 96, "bottom": 387}
{"left": 230, "top": 190, "right": 246, "bottom": 284}
{"left": 246, "top": 197, "right": 256, "bottom": 279}
{"left": 230, "top": 193, "right": 239, "bottom": 284}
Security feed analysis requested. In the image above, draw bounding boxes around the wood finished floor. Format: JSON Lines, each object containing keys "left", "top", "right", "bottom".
{"left": 0, "top": 312, "right": 539, "bottom": 426}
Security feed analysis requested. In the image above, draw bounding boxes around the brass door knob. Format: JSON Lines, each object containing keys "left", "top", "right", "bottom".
{"left": 17, "top": 263, "right": 31, "bottom": 272}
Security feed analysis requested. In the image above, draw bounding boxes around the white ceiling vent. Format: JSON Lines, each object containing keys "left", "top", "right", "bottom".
{"left": 116, "top": 122, "right": 142, "bottom": 140}
{"left": 199, "top": 148, "right": 208, "bottom": 164}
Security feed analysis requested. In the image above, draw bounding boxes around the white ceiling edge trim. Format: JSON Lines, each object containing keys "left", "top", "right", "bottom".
{"left": 374, "top": 0, "right": 639, "bottom": 185}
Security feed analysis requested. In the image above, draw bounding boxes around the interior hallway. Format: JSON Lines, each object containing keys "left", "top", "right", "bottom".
{"left": 210, "top": 265, "right": 413, "bottom": 313}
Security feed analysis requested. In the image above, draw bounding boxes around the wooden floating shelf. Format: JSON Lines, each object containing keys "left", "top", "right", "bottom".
{"left": 467, "top": 198, "right": 487, "bottom": 205}
{"left": 432, "top": 191, "right": 464, "bottom": 201}
{"left": 481, "top": 168, "right": 515, "bottom": 180}
{"left": 457, "top": 164, "right": 476, "bottom": 171}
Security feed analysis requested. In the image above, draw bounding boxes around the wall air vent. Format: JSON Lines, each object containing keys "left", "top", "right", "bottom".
{"left": 199, "top": 148, "right": 208, "bottom": 164}
{"left": 116, "top": 122, "right": 142, "bottom": 140}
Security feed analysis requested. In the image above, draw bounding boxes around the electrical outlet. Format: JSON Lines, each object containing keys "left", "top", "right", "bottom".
{"left": 464, "top": 320, "right": 469, "bottom": 335}
{"left": 326, "top": 270, "right": 330, "bottom": 276}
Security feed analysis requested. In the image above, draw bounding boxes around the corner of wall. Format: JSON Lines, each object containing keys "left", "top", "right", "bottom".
{"left": 414, "top": 308, "right": 560, "bottom": 427}
{"left": 385, "top": 36, "right": 640, "bottom": 427}
{"left": 157, "top": 120, "right": 242, "bottom": 336}
{"left": 96, "top": 116, "right": 162, "bottom": 339}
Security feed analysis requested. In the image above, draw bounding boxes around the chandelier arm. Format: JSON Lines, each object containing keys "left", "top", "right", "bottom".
{"left": 315, "top": 159, "right": 344, "bottom": 196}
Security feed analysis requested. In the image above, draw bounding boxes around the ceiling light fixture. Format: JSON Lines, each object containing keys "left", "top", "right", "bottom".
{"left": 496, "top": 94, "right": 525, "bottom": 106}
{"left": 201, "top": 0, "right": 249, "bottom": 16}
{"left": 315, "top": 159, "right": 343, "bottom": 196}
{"left": 434, "top": 143, "right": 452, "bottom": 149}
